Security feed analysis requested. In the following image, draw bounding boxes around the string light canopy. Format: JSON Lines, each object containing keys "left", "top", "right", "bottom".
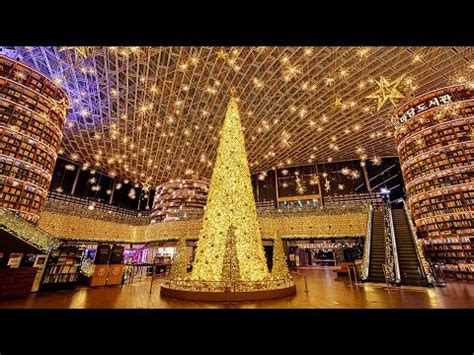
{"left": 2, "top": 47, "right": 471, "bottom": 187}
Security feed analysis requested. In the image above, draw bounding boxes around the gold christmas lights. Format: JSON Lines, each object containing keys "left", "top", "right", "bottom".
{"left": 191, "top": 97, "right": 268, "bottom": 282}
{"left": 0, "top": 207, "right": 60, "bottom": 252}
{"left": 366, "top": 75, "right": 405, "bottom": 111}
{"left": 9, "top": 47, "right": 470, "bottom": 187}
{"left": 168, "top": 237, "right": 188, "bottom": 280}
{"left": 271, "top": 231, "right": 292, "bottom": 279}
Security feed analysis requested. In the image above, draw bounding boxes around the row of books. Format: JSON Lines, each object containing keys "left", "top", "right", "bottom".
{"left": 408, "top": 174, "right": 473, "bottom": 196}
{"left": 425, "top": 245, "right": 470, "bottom": 251}
{"left": 418, "top": 219, "right": 474, "bottom": 228}
{"left": 45, "top": 265, "right": 79, "bottom": 275}
{"left": 439, "top": 263, "right": 474, "bottom": 272}
{"left": 40, "top": 246, "right": 84, "bottom": 290}
{"left": 423, "top": 237, "right": 472, "bottom": 244}
{"left": 438, "top": 263, "right": 474, "bottom": 279}
{"left": 407, "top": 128, "right": 471, "bottom": 146}
{"left": 51, "top": 248, "right": 83, "bottom": 258}
{"left": 426, "top": 252, "right": 472, "bottom": 257}
{"left": 42, "top": 273, "right": 79, "bottom": 284}
{"left": 397, "top": 102, "right": 473, "bottom": 139}
{"left": 406, "top": 160, "right": 472, "bottom": 181}
{"left": 400, "top": 131, "right": 471, "bottom": 159}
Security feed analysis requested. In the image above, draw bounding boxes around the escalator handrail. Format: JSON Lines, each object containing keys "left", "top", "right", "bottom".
{"left": 361, "top": 204, "right": 372, "bottom": 281}
{"left": 402, "top": 201, "right": 435, "bottom": 286}
{"left": 387, "top": 205, "right": 401, "bottom": 284}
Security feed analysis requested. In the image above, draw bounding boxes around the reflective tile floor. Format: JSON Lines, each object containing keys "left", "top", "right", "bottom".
{"left": 0, "top": 268, "right": 473, "bottom": 308}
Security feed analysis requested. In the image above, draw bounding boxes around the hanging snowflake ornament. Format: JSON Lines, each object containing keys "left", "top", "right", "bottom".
{"left": 370, "top": 155, "right": 382, "bottom": 166}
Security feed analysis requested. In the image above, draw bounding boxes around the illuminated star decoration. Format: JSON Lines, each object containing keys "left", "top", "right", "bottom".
{"left": 50, "top": 97, "right": 69, "bottom": 117}
{"left": 141, "top": 182, "right": 151, "bottom": 193}
{"left": 334, "top": 96, "right": 343, "bottom": 108}
{"left": 324, "top": 177, "right": 331, "bottom": 192}
{"left": 366, "top": 75, "right": 405, "bottom": 111}
{"left": 217, "top": 49, "right": 228, "bottom": 60}
{"left": 370, "top": 155, "right": 382, "bottom": 166}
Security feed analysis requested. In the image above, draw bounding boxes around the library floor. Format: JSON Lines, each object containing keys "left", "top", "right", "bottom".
{"left": 1, "top": 268, "right": 473, "bottom": 308}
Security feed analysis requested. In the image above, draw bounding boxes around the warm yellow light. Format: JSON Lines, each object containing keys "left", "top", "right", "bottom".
{"left": 191, "top": 98, "right": 269, "bottom": 282}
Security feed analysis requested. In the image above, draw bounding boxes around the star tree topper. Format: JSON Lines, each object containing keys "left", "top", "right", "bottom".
{"left": 366, "top": 75, "right": 405, "bottom": 111}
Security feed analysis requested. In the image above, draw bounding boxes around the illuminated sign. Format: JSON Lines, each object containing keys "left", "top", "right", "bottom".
{"left": 398, "top": 94, "right": 453, "bottom": 124}
{"left": 398, "top": 87, "right": 472, "bottom": 125}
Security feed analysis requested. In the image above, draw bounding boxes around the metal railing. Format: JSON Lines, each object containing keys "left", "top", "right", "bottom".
{"left": 387, "top": 205, "right": 401, "bottom": 285}
{"left": 347, "top": 263, "right": 360, "bottom": 287}
{"left": 382, "top": 205, "right": 398, "bottom": 285}
{"left": 124, "top": 263, "right": 171, "bottom": 284}
{"left": 402, "top": 201, "right": 435, "bottom": 286}
{"left": 259, "top": 204, "right": 370, "bottom": 218}
{"left": 45, "top": 191, "right": 371, "bottom": 225}
{"left": 382, "top": 264, "right": 393, "bottom": 292}
{"left": 361, "top": 204, "right": 373, "bottom": 281}
{"left": 429, "top": 263, "right": 446, "bottom": 286}
{"left": 44, "top": 191, "right": 151, "bottom": 224}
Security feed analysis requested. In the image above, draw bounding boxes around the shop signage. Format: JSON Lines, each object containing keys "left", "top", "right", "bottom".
{"left": 398, "top": 87, "right": 473, "bottom": 125}
{"left": 7, "top": 253, "right": 23, "bottom": 268}
{"left": 398, "top": 94, "right": 453, "bottom": 124}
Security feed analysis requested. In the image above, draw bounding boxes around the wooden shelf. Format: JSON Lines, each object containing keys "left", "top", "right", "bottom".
{"left": 395, "top": 86, "right": 474, "bottom": 241}
{"left": 0, "top": 55, "right": 68, "bottom": 224}
{"left": 424, "top": 237, "right": 474, "bottom": 278}
{"left": 40, "top": 246, "right": 83, "bottom": 289}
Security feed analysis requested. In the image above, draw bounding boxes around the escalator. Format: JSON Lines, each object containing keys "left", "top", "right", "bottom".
{"left": 368, "top": 210, "right": 385, "bottom": 283}
{"left": 391, "top": 208, "right": 427, "bottom": 286}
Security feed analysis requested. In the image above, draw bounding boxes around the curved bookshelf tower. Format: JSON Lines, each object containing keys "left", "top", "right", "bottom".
{"left": 150, "top": 179, "right": 209, "bottom": 222}
{"left": 0, "top": 55, "right": 69, "bottom": 224}
{"left": 394, "top": 84, "right": 474, "bottom": 279}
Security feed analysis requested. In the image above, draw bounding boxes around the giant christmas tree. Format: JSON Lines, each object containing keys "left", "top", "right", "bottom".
{"left": 190, "top": 96, "right": 269, "bottom": 282}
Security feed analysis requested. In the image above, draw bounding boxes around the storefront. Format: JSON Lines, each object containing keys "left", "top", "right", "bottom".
{"left": 286, "top": 238, "right": 363, "bottom": 267}
{"left": 124, "top": 244, "right": 148, "bottom": 264}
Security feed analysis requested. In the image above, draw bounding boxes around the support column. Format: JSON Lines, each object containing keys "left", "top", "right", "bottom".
{"left": 70, "top": 166, "right": 81, "bottom": 195}
{"left": 274, "top": 168, "right": 279, "bottom": 208}
{"left": 0, "top": 55, "right": 68, "bottom": 224}
{"left": 137, "top": 188, "right": 142, "bottom": 211}
{"left": 394, "top": 83, "right": 473, "bottom": 242}
{"left": 315, "top": 163, "right": 323, "bottom": 206}
{"left": 362, "top": 164, "right": 371, "bottom": 192}
{"left": 109, "top": 180, "right": 116, "bottom": 204}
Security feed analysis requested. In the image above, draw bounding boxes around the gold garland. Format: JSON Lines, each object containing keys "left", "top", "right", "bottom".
{"left": 42, "top": 199, "right": 149, "bottom": 225}
{"left": 38, "top": 211, "right": 147, "bottom": 243}
{"left": 0, "top": 207, "right": 60, "bottom": 252}
{"left": 39, "top": 209, "right": 368, "bottom": 243}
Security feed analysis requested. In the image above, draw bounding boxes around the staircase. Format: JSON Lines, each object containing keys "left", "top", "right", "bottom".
{"left": 368, "top": 211, "right": 385, "bottom": 283}
{"left": 391, "top": 208, "right": 426, "bottom": 286}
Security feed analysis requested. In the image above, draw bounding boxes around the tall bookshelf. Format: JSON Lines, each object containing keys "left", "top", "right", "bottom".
{"left": 150, "top": 179, "right": 208, "bottom": 222}
{"left": 0, "top": 55, "right": 69, "bottom": 224}
{"left": 423, "top": 237, "right": 474, "bottom": 280}
{"left": 40, "top": 246, "right": 83, "bottom": 290}
{"left": 395, "top": 83, "right": 474, "bottom": 280}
